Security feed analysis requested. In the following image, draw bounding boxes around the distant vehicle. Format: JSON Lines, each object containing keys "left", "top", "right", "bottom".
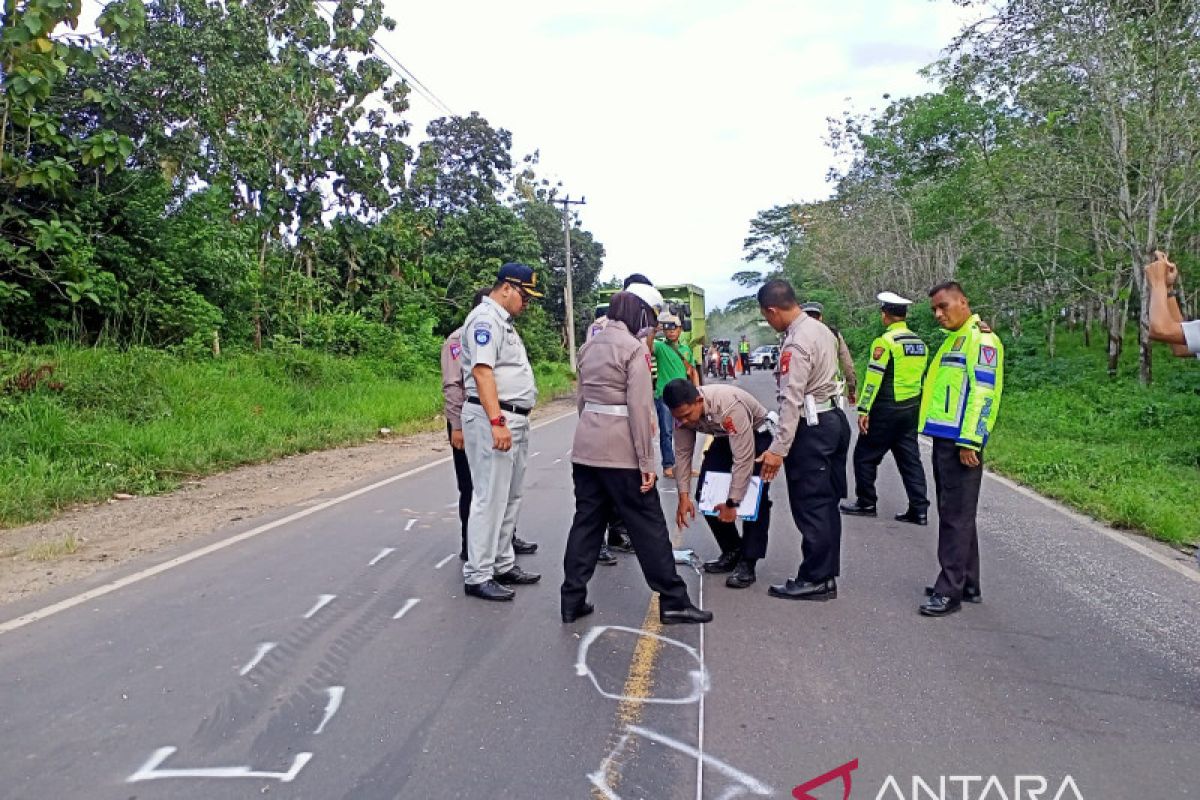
{"left": 749, "top": 345, "right": 780, "bottom": 370}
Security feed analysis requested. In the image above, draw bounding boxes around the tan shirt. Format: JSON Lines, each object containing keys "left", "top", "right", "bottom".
{"left": 572, "top": 320, "right": 657, "bottom": 472}
{"left": 835, "top": 331, "right": 858, "bottom": 396}
{"left": 440, "top": 327, "right": 466, "bottom": 430}
{"left": 673, "top": 385, "right": 769, "bottom": 503}
{"left": 461, "top": 296, "right": 538, "bottom": 408}
{"left": 768, "top": 313, "right": 839, "bottom": 457}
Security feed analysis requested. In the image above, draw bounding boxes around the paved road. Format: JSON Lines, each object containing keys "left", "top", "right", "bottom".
{"left": 1, "top": 372, "right": 1198, "bottom": 799}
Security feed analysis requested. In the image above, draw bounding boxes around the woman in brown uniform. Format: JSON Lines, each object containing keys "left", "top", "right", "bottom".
{"left": 560, "top": 290, "right": 712, "bottom": 625}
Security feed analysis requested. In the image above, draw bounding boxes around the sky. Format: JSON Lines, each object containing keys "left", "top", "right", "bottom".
{"left": 380, "top": 0, "right": 982, "bottom": 309}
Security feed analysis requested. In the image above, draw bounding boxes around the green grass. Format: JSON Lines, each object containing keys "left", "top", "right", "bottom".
{"left": 982, "top": 332, "right": 1199, "bottom": 546}
{"left": 0, "top": 345, "right": 575, "bottom": 529}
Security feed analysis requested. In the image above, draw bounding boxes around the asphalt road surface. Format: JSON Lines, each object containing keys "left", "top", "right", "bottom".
{"left": 1, "top": 372, "right": 1198, "bottom": 800}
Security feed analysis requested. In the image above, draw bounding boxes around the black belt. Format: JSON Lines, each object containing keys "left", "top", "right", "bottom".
{"left": 466, "top": 396, "right": 531, "bottom": 416}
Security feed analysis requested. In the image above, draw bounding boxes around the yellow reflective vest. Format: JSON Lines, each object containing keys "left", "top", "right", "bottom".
{"left": 857, "top": 321, "right": 927, "bottom": 414}
{"left": 918, "top": 315, "right": 1003, "bottom": 451}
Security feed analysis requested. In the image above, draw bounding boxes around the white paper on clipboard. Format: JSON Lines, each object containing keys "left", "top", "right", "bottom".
{"left": 697, "top": 472, "right": 764, "bottom": 521}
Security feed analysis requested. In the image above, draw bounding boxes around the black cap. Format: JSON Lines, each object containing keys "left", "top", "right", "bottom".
{"left": 497, "top": 263, "right": 544, "bottom": 297}
{"left": 623, "top": 273, "right": 652, "bottom": 288}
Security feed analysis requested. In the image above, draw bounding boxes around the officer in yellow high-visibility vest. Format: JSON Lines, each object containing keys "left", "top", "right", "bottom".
{"left": 917, "top": 281, "right": 1004, "bottom": 618}
{"left": 840, "top": 292, "right": 929, "bottom": 524}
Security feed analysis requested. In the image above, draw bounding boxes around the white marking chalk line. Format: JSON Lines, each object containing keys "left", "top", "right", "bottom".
{"left": 0, "top": 410, "right": 576, "bottom": 636}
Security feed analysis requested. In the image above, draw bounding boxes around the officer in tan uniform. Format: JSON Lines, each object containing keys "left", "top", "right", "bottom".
{"left": 459, "top": 263, "right": 544, "bottom": 602}
{"left": 664, "top": 380, "right": 774, "bottom": 589}
{"left": 802, "top": 302, "right": 858, "bottom": 407}
{"left": 756, "top": 280, "right": 852, "bottom": 601}
{"left": 441, "top": 288, "right": 537, "bottom": 561}
{"left": 560, "top": 289, "right": 711, "bottom": 625}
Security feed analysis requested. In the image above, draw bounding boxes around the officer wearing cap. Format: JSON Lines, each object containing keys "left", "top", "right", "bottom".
{"left": 755, "top": 280, "right": 851, "bottom": 602}
{"left": 441, "top": 288, "right": 538, "bottom": 561}
{"left": 801, "top": 302, "right": 858, "bottom": 407}
{"left": 459, "top": 263, "right": 544, "bottom": 602}
{"left": 561, "top": 288, "right": 712, "bottom": 625}
{"left": 664, "top": 379, "right": 774, "bottom": 589}
{"left": 840, "top": 292, "right": 930, "bottom": 524}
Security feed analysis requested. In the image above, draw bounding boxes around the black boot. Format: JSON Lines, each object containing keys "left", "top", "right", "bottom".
{"left": 597, "top": 545, "right": 618, "bottom": 566}
{"left": 725, "top": 560, "right": 756, "bottom": 589}
{"left": 702, "top": 549, "right": 741, "bottom": 574}
{"left": 895, "top": 509, "right": 928, "bottom": 525}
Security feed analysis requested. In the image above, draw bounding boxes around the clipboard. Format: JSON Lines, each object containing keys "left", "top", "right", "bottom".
{"left": 698, "top": 472, "right": 765, "bottom": 521}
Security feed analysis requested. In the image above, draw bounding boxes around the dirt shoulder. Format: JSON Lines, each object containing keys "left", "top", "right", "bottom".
{"left": 0, "top": 396, "right": 577, "bottom": 608}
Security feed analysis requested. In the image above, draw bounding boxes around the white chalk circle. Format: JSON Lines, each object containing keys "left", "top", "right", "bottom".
{"left": 575, "top": 625, "right": 710, "bottom": 705}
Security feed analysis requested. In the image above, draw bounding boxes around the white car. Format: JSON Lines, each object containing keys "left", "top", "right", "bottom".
{"left": 748, "top": 345, "right": 780, "bottom": 370}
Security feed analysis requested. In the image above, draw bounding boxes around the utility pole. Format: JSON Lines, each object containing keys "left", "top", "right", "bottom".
{"left": 555, "top": 194, "right": 586, "bottom": 372}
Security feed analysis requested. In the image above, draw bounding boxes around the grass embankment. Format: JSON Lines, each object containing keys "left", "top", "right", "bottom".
{"left": 985, "top": 333, "right": 1198, "bottom": 546}
{"left": 0, "top": 346, "right": 574, "bottom": 529}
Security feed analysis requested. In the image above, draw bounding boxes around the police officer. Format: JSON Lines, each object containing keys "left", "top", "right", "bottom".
{"left": 459, "top": 263, "right": 544, "bottom": 602}
{"left": 664, "top": 379, "right": 773, "bottom": 589}
{"left": 755, "top": 280, "right": 851, "bottom": 601}
{"left": 840, "top": 292, "right": 930, "bottom": 524}
{"left": 801, "top": 302, "right": 858, "bottom": 407}
{"left": 441, "top": 288, "right": 538, "bottom": 561}
{"left": 918, "top": 281, "right": 1004, "bottom": 617}
{"left": 738, "top": 335, "right": 751, "bottom": 375}
{"left": 561, "top": 289, "right": 711, "bottom": 625}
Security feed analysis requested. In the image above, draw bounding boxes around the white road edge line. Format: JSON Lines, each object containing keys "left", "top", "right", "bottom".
{"left": 302, "top": 594, "right": 336, "bottom": 619}
{"left": 392, "top": 598, "right": 420, "bottom": 620}
{"left": 433, "top": 553, "right": 457, "bottom": 570}
{"left": 313, "top": 686, "right": 345, "bottom": 734}
{"left": 238, "top": 642, "right": 276, "bottom": 677}
{"left": 0, "top": 410, "right": 576, "bottom": 636}
{"left": 914, "top": 438, "right": 1199, "bottom": 585}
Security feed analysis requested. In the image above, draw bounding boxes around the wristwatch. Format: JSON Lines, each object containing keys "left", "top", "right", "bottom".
{"left": 724, "top": 498, "right": 739, "bottom": 510}
{"left": 490, "top": 415, "right": 507, "bottom": 427}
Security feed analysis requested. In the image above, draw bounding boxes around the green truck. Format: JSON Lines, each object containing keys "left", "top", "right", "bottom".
{"left": 595, "top": 283, "right": 707, "bottom": 363}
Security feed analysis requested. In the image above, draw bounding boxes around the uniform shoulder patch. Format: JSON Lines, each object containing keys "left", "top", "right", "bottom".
{"left": 872, "top": 346, "right": 885, "bottom": 360}
{"left": 645, "top": 352, "right": 653, "bottom": 372}
{"left": 980, "top": 345, "right": 998, "bottom": 366}
{"left": 449, "top": 343, "right": 462, "bottom": 359}
{"left": 722, "top": 416, "right": 738, "bottom": 434}
{"left": 474, "top": 327, "right": 492, "bottom": 345}
{"left": 780, "top": 350, "right": 792, "bottom": 374}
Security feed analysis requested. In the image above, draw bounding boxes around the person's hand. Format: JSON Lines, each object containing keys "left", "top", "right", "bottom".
{"left": 450, "top": 429, "right": 465, "bottom": 450}
{"left": 640, "top": 471, "right": 657, "bottom": 493}
{"left": 858, "top": 414, "right": 869, "bottom": 435}
{"left": 717, "top": 503, "right": 738, "bottom": 524}
{"left": 1145, "top": 251, "right": 1178, "bottom": 287}
{"left": 958, "top": 447, "right": 980, "bottom": 468}
{"left": 492, "top": 424, "right": 512, "bottom": 452}
{"left": 756, "top": 450, "right": 783, "bottom": 482}
{"left": 676, "top": 496, "right": 696, "bottom": 528}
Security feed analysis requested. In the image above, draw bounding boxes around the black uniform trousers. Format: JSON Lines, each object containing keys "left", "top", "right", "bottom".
{"left": 561, "top": 464, "right": 691, "bottom": 613}
{"left": 783, "top": 410, "right": 851, "bottom": 582}
{"left": 930, "top": 438, "right": 984, "bottom": 601}
{"left": 695, "top": 430, "right": 773, "bottom": 561}
{"left": 852, "top": 402, "right": 928, "bottom": 513}
{"left": 448, "top": 421, "right": 472, "bottom": 554}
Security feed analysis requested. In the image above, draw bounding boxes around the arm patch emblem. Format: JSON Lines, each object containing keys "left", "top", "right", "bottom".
{"left": 980, "top": 345, "right": 997, "bottom": 366}
{"left": 474, "top": 328, "right": 492, "bottom": 345}
{"left": 449, "top": 343, "right": 462, "bottom": 359}
{"left": 722, "top": 416, "right": 738, "bottom": 434}
{"left": 872, "top": 346, "right": 885, "bottom": 360}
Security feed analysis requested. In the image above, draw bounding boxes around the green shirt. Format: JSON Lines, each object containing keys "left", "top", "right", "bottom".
{"left": 653, "top": 339, "right": 693, "bottom": 397}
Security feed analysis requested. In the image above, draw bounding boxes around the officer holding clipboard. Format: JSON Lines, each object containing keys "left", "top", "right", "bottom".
{"left": 664, "top": 380, "right": 774, "bottom": 589}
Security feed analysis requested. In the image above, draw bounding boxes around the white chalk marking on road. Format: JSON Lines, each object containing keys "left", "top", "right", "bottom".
{"left": 915, "top": 437, "right": 1200, "bottom": 585}
{"left": 576, "top": 625, "right": 709, "bottom": 705}
{"left": 434, "top": 553, "right": 457, "bottom": 570}
{"left": 238, "top": 642, "right": 276, "bottom": 677}
{"left": 368, "top": 548, "right": 396, "bottom": 566}
{"left": 392, "top": 598, "right": 421, "bottom": 620}
{"left": 405, "top": 518, "right": 417, "bottom": 531}
{"left": 531, "top": 451, "right": 541, "bottom": 458}
{"left": 302, "top": 594, "right": 336, "bottom": 619}
{"left": 127, "top": 747, "right": 312, "bottom": 784}
{"left": 588, "top": 725, "right": 772, "bottom": 800}
{"left": 0, "top": 410, "right": 576, "bottom": 637}
{"left": 553, "top": 458, "right": 562, "bottom": 464}
{"left": 695, "top": 564, "right": 706, "bottom": 800}
{"left": 313, "top": 686, "right": 345, "bottom": 734}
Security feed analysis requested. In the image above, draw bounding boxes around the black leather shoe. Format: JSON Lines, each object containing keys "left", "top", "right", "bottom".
{"left": 768, "top": 578, "right": 838, "bottom": 601}
{"left": 725, "top": 561, "right": 756, "bottom": 589}
{"left": 895, "top": 509, "right": 928, "bottom": 525}
{"left": 925, "top": 585, "right": 981, "bottom": 603}
{"left": 660, "top": 605, "right": 713, "bottom": 625}
{"left": 608, "top": 533, "right": 635, "bottom": 553}
{"left": 919, "top": 593, "right": 962, "bottom": 617}
{"left": 839, "top": 501, "right": 877, "bottom": 516}
{"left": 513, "top": 536, "right": 538, "bottom": 555}
{"left": 494, "top": 565, "right": 541, "bottom": 585}
{"left": 464, "top": 580, "right": 515, "bottom": 602}
{"left": 702, "top": 550, "right": 741, "bottom": 574}
{"left": 561, "top": 601, "right": 595, "bottom": 624}
{"left": 597, "top": 545, "right": 618, "bottom": 566}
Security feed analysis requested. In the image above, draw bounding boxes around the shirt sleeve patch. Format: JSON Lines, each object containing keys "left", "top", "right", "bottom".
{"left": 473, "top": 327, "right": 492, "bottom": 345}
{"left": 722, "top": 416, "right": 738, "bottom": 434}
{"left": 645, "top": 353, "right": 654, "bottom": 372}
{"left": 780, "top": 351, "right": 792, "bottom": 374}
{"left": 980, "top": 345, "right": 997, "bottom": 366}
{"left": 872, "top": 346, "right": 885, "bottom": 360}
{"left": 449, "top": 343, "right": 462, "bottom": 359}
